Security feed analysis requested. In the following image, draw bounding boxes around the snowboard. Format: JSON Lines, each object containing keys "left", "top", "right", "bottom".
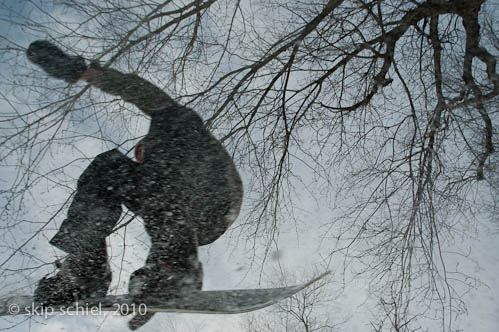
{"left": 0, "top": 271, "right": 330, "bottom": 316}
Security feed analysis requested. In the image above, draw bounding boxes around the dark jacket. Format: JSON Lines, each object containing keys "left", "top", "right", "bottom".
{"left": 89, "top": 67, "right": 243, "bottom": 244}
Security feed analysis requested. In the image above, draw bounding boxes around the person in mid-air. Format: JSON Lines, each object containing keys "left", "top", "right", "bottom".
{"left": 27, "top": 40, "right": 243, "bottom": 329}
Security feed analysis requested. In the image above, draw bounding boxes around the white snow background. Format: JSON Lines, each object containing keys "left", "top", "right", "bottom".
{"left": 0, "top": 1, "right": 498, "bottom": 332}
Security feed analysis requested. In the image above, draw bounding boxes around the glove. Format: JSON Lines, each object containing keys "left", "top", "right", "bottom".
{"left": 27, "top": 40, "right": 87, "bottom": 83}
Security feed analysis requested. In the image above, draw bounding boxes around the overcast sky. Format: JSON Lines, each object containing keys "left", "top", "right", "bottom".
{"left": 0, "top": 1, "right": 498, "bottom": 331}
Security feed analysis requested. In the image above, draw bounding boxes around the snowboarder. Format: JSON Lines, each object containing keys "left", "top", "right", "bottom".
{"left": 27, "top": 40, "right": 243, "bottom": 327}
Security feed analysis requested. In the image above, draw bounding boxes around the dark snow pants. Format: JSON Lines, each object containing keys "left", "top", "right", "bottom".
{"left": 49, "top": 149, "right": 231, "bottom": 271}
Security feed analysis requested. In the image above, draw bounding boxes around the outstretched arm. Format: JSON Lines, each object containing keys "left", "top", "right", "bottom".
{"left": 80, "top": 65, "right": 177, "bottom": 117}
{"left": 27, "top": 40, "right": 177, "bottom": 117}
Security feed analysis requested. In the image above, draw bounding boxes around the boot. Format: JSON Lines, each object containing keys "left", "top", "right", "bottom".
{"left": 128, "top": 261, "right": 203, "bottom": 302}
{"left": 34, "top": 254, "right": 111, "bottom": 306}
{"left": 127, "top": 243, "right": 203, "bottom": 331}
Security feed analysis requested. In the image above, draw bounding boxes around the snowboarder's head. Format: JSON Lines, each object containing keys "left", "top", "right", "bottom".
{"left": 135, "top": 139, "right": 145, "bottom": 164}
